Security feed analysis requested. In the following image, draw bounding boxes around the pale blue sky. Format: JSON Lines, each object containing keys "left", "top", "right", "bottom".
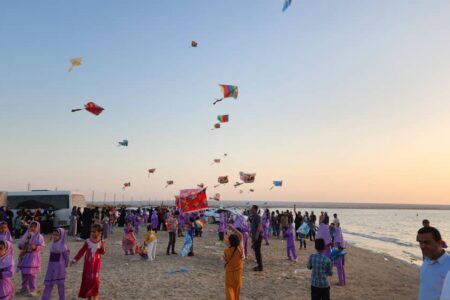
{"left": 1, "top": 1, "right": 450, "bottom": 203}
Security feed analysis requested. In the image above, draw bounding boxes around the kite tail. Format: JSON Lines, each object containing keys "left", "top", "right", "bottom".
{"left": 71, "top": 108, "right": 83, "bottom": 112}
{"left": 213, "top": 98, "right": 223, "bottom": 105}
{"left": 214, "top": 184, "right": 221, "bottom": 188}
{"left": 270, "top": 186, "right": 274, "bottom": 190}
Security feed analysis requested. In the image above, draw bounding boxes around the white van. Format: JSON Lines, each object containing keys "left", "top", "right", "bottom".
{"left": 6, "top": 190, "right": 87, "bottom": 227}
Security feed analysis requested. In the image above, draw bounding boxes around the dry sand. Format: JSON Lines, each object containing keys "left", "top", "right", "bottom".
{"left": 12, "top": 225, "right": 419, "bottom": 300}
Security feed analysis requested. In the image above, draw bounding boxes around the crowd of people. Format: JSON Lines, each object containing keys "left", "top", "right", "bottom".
{"left": 0, "top": 204, "right": 449, "bottom": 300}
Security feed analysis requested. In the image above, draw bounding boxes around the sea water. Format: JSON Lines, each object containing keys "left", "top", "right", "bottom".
{"left": 272, "top": 208, "right": 450, "bottom": 265}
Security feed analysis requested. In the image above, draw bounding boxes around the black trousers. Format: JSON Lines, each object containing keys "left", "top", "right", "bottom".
{"left": 219, "top": 232, "right": 224, "bottom": 241}
{"left": 167, "top": 232, "right": 176, "bottom": 253}
{"left": 311, "top": 286, "right": 330, "bottom": 300}
{"left": 253, "top": 236, "right": 263, "bottom": 268}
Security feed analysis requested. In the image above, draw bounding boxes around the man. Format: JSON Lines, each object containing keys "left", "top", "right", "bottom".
{"left": 166, "top": 211, "right": 179, "bottom": 255}
{"left": 417, "top": 226, "right": 450, "bottom": 300}
{"left": 307, "top": 239, "right": 332, "bottom": 300}
{"left": 250, "top": 205, "right": 263, "bottom": 271}
{"left": 333, "top": 213, "right": 340, "bottom": 227}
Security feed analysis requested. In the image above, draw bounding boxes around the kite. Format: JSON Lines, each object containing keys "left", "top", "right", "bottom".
{"left": 224, "top": 153, "right": 228, "bottom": 157}
{"left": 71, "top": 102, "right": 104, "bottom": 116}
{"left": 282, "top": 0, "right": 292, "bottom": 12}
{"left": 195, "top": 218, "right": 206, "bottom": 229}
{"left": 210, "top": 193, "right": 220, "bottom": 201}
{"left": 68, "top": 57, "right": 82, "bottom": 72}
{"left": 165, "top": 180, "right": 174, "bottom": 188}
{"left": 214, "top": 176, "right": 228, "bottom": 188}
{"left": 239, "top": 172, "right": 256, "bottom": 183}
{"left": 211, "top": 123, "right": 221, "bottom": 130}
{"left": 197, "top": 183, "right": 205, "bottom": 189}
{"left": 249, "top": 189, "right": 255, "bottom": 193}
{"left": 118, "top": 139, "right": 128, "bottom": 147}
{"left": 239, "top": 190, "right": 244, "bottom": 194}
{"left": 270, "top": 180, "right": 283, "bottom": 190}
{"left": 177, "top": 188, "right": 209, "bottom": 213}
{"left": 234, "top": 182, "right": 243, "bottom": 188}
{"left": 191, "top": 41, "right": 198, "bottom": 48}
{"left": 211, "top": 159, "right": 221, "bottom": 165}
{"left": 148, "top": 169, "right": 156, "bottom": 178}
{"left": 217, "top": 115, "right": 229, "bottom": 123}
{"left": 122, "top": 182, "right": 131, "bottom": 190}
{"left": 213, "top": 84, "right": 238, "bottom": 105}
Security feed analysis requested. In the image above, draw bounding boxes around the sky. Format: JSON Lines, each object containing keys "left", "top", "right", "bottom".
{"left": 1, "top": 0, "right": 450, "bottom": 204}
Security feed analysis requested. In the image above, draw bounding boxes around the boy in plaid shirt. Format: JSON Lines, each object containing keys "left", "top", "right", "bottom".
{"left": 307, "top": 238, "right": 333, "bottom": 300}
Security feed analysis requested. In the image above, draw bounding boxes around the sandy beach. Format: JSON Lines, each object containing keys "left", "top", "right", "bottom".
{"left": 9, "top": 224, "right": 418, "bottom": 300}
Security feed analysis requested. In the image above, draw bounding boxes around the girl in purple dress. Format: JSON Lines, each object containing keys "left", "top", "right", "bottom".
{"left": 218, "top": 212, "right": 227, "bottom": 241}
{"left": 333, "top": 224, "right": 346, "bottom": 285}
{"left": 0, "top": 240, "right": 15, "bottom": 300}
{"left": 151, "top": 211, "right": 159, "bottom": 232}
{"left": 0, "top": 222, "right": 13, "bottom": 243}
{"left": 17, "top": 221, "right": 45, "bottom": 297}
{"left": 234, "top": 215, "right": 249, "bottom": 258}
{"left": 262, "top": 210, "right": 271, "bottom": 245}
{"left": 284, "top": 224, "right": 298, "bottom": 261}
{"left": 42, "top": 228, "right": 70, "bottom": 300}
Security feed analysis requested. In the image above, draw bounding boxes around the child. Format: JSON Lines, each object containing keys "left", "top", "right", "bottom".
{"left": 307, "top": 239, "right": 332, "bottom": 300}
{"left": 0, "top": 241, "right": 15, "bottom": 300}
{"left": 223, "top": 224, "right": 244, "bottom": 300}
{"left": 181, "top": 219, "right": 195, "bottom": 257}
{"left": 42, "top": 228, "right": 70, "bottom": 300}
{"left": 17, "top": 221, "right": 45, "bottom": 297}
{"left": 70, "top": 224, "right": 106, "bottom": 300}
{"left": 332, "top": 223, "right": 346, "bottom": 286}
{"left": 140, "top": 225, "right": 157, "bottom": 261}
{"left": 218, "top": 212, "right": 226, "bottom": 241}
{"left": 101, "top": 215, "right": 109, "bottom": 240}
{"left": 122, "top": 222, "right": 138, "bottom": 255}
{"left": 234, "top": 215, "right": 249, "bottom": 258}
{"left": 0, "top": 222, "right": 13, "bottom": 243}
{"left": 284, "top": 224, "right": 298, "bottom": 261}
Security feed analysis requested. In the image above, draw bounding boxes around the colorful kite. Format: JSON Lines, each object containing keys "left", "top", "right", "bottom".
{"left": 211, "top": 159, "right": 221, "bottom": 165}
{"left": 118, "top": 139, "right": 128, "bottom": 147}
{"left": 177, "top": 188, "right": 209, "bottom": 213}
{"left": 240, "top": 172, "right": 256, "bottom": 183}
{"left": 122, "top": 182, "right": 131, "bottom": 190}
{"left": 68, "top": 57, "right": 82, "bottom": 72}
{"left": 214, "top": 176, "right": 229, "bottom": 188}
{"left": 217, "top": 115, "right": 229, "bottom": 123}
{"left": 270, "top": 180, "right": 283, "bottom": 190}
{"left": 210, "top": 193, "right": 220, "bottom": 201}
{"left": 71, "top": 102, "right": 104, "bottom": 116}
{"left": 166, "top": 180, "right": 174, "bottom": 188}
{"left": 282, "top": 0, "right": 292, "bottom": 12}
{"left": 191, "top": 41, "right": 198, "bottom": 48}
{"left": 213, "top": 84, "right": 238, "bottom": 105}
{"left": 148, "top": 169, "right": 156, "bottom": 178}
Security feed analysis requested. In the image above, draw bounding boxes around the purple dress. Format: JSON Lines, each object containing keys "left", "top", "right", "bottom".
{"left": 0, "top": 241, "right": 15, "bottom": 300}
{"left": 151, "top": 212, "right": 159, "bottom": 230}
{"left": 235, "top": 216, "right": 249, "bottom": 257}
{"left": 316, "top": 223, "right": 332, "bottom": 257}
{"left": 18, "top": 224, "right": 45, "bottom": 275}
{"left": 333, "top": 226, "right": 346, "bottom": 285}
{"left": 218, "top": 213, "right": 226, "bottom": 233}
{"left": 262, "top": 213, "right": 270, "bottom": 244}
{"left": 44, "top": 228, "right": 70, "bottom": 285}
{"left": 284, "top": 225, "right": 297, "bottom": 260}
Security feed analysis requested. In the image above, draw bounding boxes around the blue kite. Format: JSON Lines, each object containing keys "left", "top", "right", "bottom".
{"left": 270, "top": 180, "right": 283, "bottom": 190}
{"left": 118, "top": 139, "right": 128, "bottom": 147}
{"left": 282, "top": 0, "right": 292, "bottom": 12}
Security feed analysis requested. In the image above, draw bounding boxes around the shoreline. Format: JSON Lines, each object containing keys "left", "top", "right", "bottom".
{"left": 12, "top": 226, "right": 418, "bottom": 300}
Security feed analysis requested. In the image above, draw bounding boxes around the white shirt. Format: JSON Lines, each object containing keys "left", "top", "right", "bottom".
{"left": 441, "top": 270, "right": 450, "bottom": 300}
{"left": 333, "top": 218, "right": 340, "bottom": 226}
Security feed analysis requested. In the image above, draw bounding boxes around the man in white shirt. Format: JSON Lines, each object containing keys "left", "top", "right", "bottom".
{"left": 333, "top": 214, "right": 340, "bottom": 227}
{"left": 417, "top": 226, "right": 450, "bottom": 300}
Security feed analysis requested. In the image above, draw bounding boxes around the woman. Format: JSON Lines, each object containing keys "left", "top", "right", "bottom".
{"left": 69, "top": 207, "right": 78, "bottom": 236}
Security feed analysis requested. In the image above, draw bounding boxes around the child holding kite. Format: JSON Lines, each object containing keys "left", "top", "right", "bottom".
{"left": 223, "top": 224, "right": 244, "bottom": 300}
